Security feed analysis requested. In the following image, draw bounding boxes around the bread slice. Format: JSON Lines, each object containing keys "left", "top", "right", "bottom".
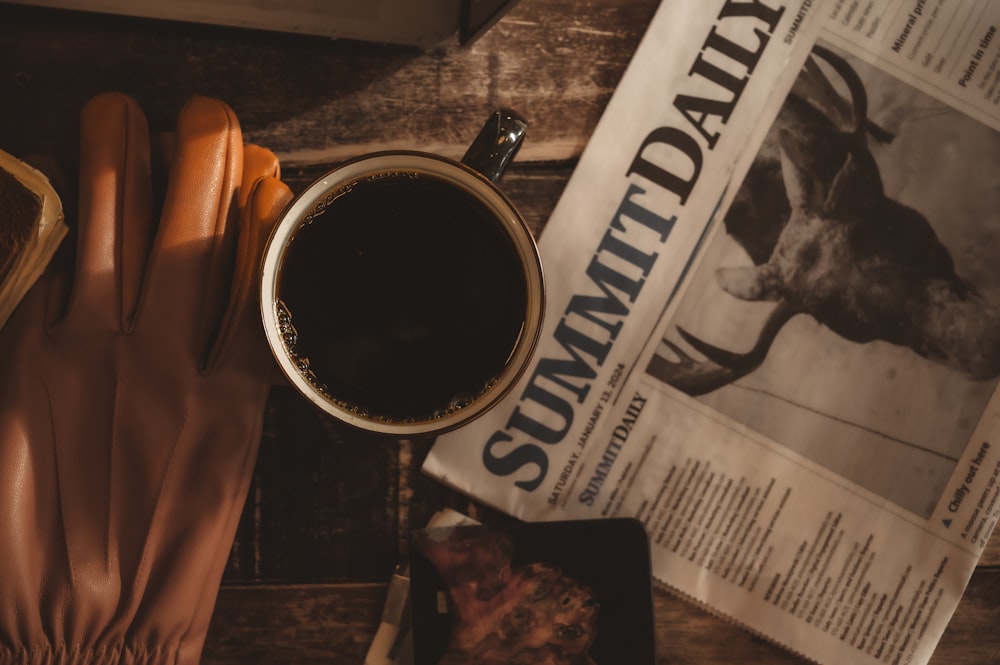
{"left": 0, "top": 148, "right": 67, "bottom": 328}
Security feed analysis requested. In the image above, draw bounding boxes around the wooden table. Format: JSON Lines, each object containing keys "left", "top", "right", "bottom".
{"left": 1, "top": 1, "right": 997, "bottom": 663}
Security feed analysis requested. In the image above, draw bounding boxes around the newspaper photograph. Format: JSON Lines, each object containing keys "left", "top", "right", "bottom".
{"left": 424, "top": 1, "right": 1000, "bottom": 664}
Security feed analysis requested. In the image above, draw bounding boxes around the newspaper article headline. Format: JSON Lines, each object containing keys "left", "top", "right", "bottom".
{"left": 480, "top": 0, "right": 789, "bottom": 494}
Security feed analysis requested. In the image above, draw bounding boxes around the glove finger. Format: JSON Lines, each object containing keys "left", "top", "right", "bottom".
{"left": 240, "top": 144, "right": 281, "bottom": 208}
{"left": 63, "top": 92, "right": 153, "bottom": 332}
{"left": 137, "top": 97, "right": 242, "bottom": 354}
{"left": 204, "top": 175, "right": 292, "bottom": 373}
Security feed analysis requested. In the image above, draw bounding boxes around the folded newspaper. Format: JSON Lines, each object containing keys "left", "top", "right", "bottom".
{"left": 424, "top": 1, "right": 1000, "bottom": 664}
{"left": 0, "top": 148, "right": 66, "bottom": 330}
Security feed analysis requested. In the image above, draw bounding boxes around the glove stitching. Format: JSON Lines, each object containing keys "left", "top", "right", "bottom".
{"left": 198, "top": 106, "right": 239, "bottom": 377}
{"left": 203, "top": 176, "right": 258, "bottom": 376}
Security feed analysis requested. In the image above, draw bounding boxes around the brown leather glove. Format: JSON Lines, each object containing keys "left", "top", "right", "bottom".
{"left": 0, "top": 93, "right": 293, "bottom": 665}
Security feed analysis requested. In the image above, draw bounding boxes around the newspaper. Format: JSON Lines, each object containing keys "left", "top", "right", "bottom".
{"left": 423, "top": 1, "right": 1000, "bottom": 664}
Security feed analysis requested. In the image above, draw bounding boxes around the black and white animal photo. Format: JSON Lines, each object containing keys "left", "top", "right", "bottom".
{"left": 647, "top": 44, "right": 1000, "bottom": 518}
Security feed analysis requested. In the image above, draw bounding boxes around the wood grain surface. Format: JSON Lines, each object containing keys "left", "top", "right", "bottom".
{"left": 1, "top": 1, "right": 997, "bottom": 663}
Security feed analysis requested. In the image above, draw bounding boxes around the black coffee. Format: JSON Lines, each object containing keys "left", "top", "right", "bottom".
{"left": 276, "top": 170, "right": 528, "bottom": 424}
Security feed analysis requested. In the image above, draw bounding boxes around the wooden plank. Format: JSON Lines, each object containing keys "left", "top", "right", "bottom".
{"left": 224, "top": 387, "right": 514, "bottom": 584}
{"left": 205, "top": 583, "right": 384, "bottom": 664}
{"left": 225, "top": 388, "right": 400, "bottom": 583}
{"left": 206, "top": 567, "right": 1000, "bottom": 664}
{"left": 983, "top": 535, "right": 1000, "bottom": 567}
{"left": 0, "top": 0, "right": 659, "bottom": 166}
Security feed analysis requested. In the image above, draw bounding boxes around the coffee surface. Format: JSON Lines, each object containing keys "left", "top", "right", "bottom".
{"left": 277, "top": 170, "right": 527, "bottom": 423}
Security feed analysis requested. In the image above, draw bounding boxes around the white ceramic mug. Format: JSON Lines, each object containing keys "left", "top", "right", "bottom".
{"left": 260, "top": 110, "right": 544, "bottom": 436}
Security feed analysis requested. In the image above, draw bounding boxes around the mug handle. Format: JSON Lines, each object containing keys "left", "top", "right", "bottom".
{"left": 461, "top": 109, "right": 528, "bottom": 184}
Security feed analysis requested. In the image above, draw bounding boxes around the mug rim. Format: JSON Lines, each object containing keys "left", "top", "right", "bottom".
{"left": 259, "top": 151, "right": 544, "bottom": 436}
